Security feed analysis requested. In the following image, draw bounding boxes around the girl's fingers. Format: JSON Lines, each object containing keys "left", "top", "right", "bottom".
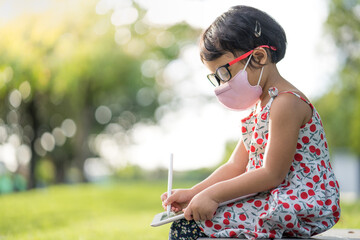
{"left": 205, "top": 213, "right": 213, "bottom": 221}
{"left": 160, "top": 192, "right": 168, "bottom": 201}
{"left": 183, "top": 207, "right": 193, "bottom": 221}
{"left": 165, "top": 193, "right": 176, "bottom": 205}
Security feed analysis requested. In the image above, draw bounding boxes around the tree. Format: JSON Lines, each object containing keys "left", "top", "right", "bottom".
{"left": 0, "top": 0, "right": 199, "bottom": 188}
{"left": 314, "top": 0, "right": 360, "bottom": 156}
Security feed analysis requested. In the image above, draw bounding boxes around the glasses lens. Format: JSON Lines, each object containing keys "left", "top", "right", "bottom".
{"left": 216, "top": 66, "right": 231, "bottom": 81}
{"left": 207, "top": 74, "right": 220, "bottom": 87}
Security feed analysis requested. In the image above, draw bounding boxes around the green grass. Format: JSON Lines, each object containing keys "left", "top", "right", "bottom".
{"left": 0, "top": 181, "right": 358, "bottom": 240}
{"left": 335, "top": 200, "right": 360, "bottom": 229}
{"left": 0, "top": 181, "right": 189, "bottom": 240}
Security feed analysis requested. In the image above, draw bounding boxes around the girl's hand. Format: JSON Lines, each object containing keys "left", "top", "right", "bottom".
{"left": 183, "top": 191, "right": 219, "bottom": 221}
{"left": 161, "top": 189, "right": 195, "bottom": 213}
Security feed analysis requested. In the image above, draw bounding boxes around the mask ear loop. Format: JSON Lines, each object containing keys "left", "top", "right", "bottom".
{"left": 242, "top": 55, "right": 252, "bottom": 71}
{"left": 243, "top": 54, "right": 263, "bottom": 86}
{"left": 257, "top": 67, "right": 264, "bottom": 86}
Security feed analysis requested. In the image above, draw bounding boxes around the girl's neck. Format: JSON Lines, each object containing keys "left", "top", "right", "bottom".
{"left": 258, "top": 64, "right": 288, "bottom": 107}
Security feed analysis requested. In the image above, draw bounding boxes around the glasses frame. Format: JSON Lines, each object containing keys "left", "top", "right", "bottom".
{"left": 206, "top": 45, "right": 276, "bottom": 87}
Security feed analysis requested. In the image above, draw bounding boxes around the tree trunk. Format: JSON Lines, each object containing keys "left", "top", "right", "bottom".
{"left": 73, "top": 84, "right": 93, "bottom": 182}
{"left": 28, "top": 98, "right": 40, "bottom": 189}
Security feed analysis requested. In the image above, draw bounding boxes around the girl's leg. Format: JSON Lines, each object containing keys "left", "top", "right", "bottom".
{"left": 169, "top": 219, "right": 207, "bottom": 240}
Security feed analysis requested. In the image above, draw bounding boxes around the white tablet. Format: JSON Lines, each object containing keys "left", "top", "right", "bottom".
{"left": 151, "top": 211, "right": 185, "bottom": 227}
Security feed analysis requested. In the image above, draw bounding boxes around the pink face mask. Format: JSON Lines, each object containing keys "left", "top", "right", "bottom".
{"left": 214, "top": 55, "right": 264, "bottom": 111}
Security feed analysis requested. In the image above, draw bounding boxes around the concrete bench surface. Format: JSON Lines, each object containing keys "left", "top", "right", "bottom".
{"left": 198, "top": 229, "right": 360, "bottom": 240}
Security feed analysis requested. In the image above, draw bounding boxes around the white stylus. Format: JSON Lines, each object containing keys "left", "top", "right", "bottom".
{"left": 167, "top": 153, "right": 174, "bottom": 216}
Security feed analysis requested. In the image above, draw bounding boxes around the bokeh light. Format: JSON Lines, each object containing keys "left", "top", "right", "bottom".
{"left": 114, "top": 27, "right": 131, "bottom": 45}
{"left": 111, "top": 6, "right": 138, "bottom": 26}
{"left": 61, "top": 119, "right": 77, "bottom": 138}
{"left": 95, "top": 105, "right": 112, "bottom": 125}
{"left": 9, "top": 90, "right": 22, "bottom": 108}
{"left": 19, "top": 81, "right": 31, "bottom": 100}
{"left": 40, "top": 132, "right": 55, "bottom": 152}
{"left": 52, "top": 127, "right": 66, "bottom": 146}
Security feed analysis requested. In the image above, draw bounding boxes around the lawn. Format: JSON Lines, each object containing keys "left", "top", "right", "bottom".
{"left": 0, "top": 181, "right": 358, "bottom": 240}
{"left": 0, "top": 181, "right": 179, "bottom": 240}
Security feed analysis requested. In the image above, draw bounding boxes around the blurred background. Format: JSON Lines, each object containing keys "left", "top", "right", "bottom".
{"left": 0, "top": 0, "right": 360, "bottom": 238}
{"left": 0, "top": 0, "right": 359, "bottom": 194}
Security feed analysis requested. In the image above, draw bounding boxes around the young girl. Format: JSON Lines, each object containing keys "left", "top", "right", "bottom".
{"left": 161, "top": 5, "right": 340, "bottom": 239}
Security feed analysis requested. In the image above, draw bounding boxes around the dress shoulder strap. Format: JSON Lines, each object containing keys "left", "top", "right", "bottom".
{"left": 279, "top": 91, "right": 314, "bottom": 109}
{"left": 266, "top": 87, "right": 314, "bottom": 114}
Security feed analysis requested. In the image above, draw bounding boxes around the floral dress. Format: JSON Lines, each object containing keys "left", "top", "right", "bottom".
{"left": 197, "top": 87, "right": 340, "bottom": 239}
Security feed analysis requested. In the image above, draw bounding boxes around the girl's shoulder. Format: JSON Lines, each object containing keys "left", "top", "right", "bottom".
{"left": 269, "top": 90, "right": 313, "bottom": 127}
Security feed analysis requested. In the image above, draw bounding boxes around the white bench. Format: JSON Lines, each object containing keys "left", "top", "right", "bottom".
{"left": 198, "top": 229, "right": 360, "bottom": 240}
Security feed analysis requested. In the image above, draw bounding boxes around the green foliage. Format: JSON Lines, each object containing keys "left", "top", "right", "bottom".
{"left": 35, "top": 159, "right": 56, "bottom": 186}
{"left": 173, "top": 168, "right": 213, "bottom": 182}
{"left": 0, "top": 0, "right": 200, "bottom": 186}
{"left": 0, "top": 174, "right": 14, "bottom": 194}
{"left": 115, "top": 165, "right": 145, "bottom": 180}
{"left": 315, "top": 0, "right": 360, "bottom": 155}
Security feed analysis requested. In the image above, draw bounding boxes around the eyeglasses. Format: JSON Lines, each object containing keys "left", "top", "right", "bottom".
{"left": 206, "top": 45, "right": 276, "bottom": 87}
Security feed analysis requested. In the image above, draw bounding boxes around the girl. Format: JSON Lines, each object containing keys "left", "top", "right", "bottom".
{"left": 161, "top": 5, "right": 340, "bottom": 240}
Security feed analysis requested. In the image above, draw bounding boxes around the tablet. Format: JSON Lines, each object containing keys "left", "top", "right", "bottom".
{"left": 151, "top": 211, "right": 185, "bottom": 227}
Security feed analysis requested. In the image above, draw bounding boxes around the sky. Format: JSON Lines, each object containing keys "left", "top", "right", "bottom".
{"left": 126, "top": 0, "right": 339, "bottom": 171}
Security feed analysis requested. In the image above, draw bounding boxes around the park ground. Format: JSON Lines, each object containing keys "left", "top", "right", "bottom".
{"left": 0, "top": 181, "right": 359, "bottom": 240}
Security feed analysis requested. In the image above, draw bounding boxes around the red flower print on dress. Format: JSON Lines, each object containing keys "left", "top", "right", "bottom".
{"left": 310, "top": 124, "right": 316, "bottom": 132}
{"left": 301, "top": 192, "right": 308, "bottom": 199}
{"left": 325, "top": 199, "right": 332, "bottom": 206}
{"left": 286, "top": 223, "right": 294, "bottom": 228}
{"left": 242, "top": 126, "right": 247, "bottom": 133}
{"left": 332, "top": 205, "right": 337, "bottom": 212}
{"left": 316, "top": 148, "right": 321, "bottom": 156}
{"left": 254, "top": 200, "right": 262, "bottom": 207}
{"left": 223, "top": 219, "right": 230, "bottom": 225}
{"left": 302, "top": 136, "right": 310, "bottom": 144}
{"left": 284, "top": 203, "right": 291, "bottom": 209}
{"left": 309, "top": 145, "right": 316, "bottom": 153}
{"left": 250, "top": 146, "right": 256, "bottom": 153}
{"left": 290, "top": 195, "right": 298, "bottom": 200}
{"left": 308, "top": 189, "right": 315, "bottom": 196}
{"left": 205, "top": 220, "right": 213, "bottom": 228}
{"left": 294, "top": 153, "right": 303, "bottom": 161}
{"left": 261, "top": 112, "right": 268, "bottom": 120}
{"left": 214, "top": 224, "right": 222, "bottom": 230}
{"left": 313, "top": 175, "right": 320, "bottom": 183}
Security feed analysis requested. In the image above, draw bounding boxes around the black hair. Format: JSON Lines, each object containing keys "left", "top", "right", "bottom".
{"left": 200, "top": 5, "right": 287, "bottom": 67}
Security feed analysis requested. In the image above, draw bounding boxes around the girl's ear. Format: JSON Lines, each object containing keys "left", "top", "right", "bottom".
{"left": 252, "top": 48, "right": 268, "bottom": 65}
